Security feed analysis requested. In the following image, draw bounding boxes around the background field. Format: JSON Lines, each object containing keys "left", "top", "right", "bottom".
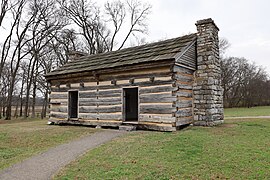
{"left": 224, "top": 106, "right": 270, "bottom": 117}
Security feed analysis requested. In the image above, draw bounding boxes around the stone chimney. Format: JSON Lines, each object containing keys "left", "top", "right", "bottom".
{"left": 193, "top": 18, "right": 224, "bottom": 126}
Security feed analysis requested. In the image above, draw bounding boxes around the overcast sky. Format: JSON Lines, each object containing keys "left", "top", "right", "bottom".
{"left": 1, "top": 0, "right": 269, "bottom": 73}
{"left": 141, "top": 0, "right": 270, "bottom": 74}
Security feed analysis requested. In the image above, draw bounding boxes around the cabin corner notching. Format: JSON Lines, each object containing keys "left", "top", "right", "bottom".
{"left": 45, "top": 18, "right": 224, "bottom": 131}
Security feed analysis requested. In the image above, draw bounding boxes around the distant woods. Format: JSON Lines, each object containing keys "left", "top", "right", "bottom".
{"left": 220, "top": 39, "right": 270, "bottom": 108}
{"left": 0, "top": 0, "right": 151, "bottom": 120}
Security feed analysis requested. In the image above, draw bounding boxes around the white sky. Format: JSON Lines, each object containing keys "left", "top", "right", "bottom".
{"left": 142, "top": 0, "right": 270, "bottom": 74}
{"left": 1, "top": 0, "right": 270, "bottom": 74}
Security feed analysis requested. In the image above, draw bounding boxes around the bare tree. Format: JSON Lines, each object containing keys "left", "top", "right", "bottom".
{"left": 117, "top": 0, "right": 151, "bottom": 50}
{"left": 1, "top": 0, "right": 152, "bottom": 120}
{"left": 219, "top": 37, "right": 230, "bottom": 57}
{"left": 23, "top": 0, "right": 66, "bottom": 118}
{"left": 0, "top": 0, "right": 25, "bottom": 84}
{"left": 59, "top": 0, "right": 151, "bottom": 53}
{"left": 4, "top": 0, "right": 36, "bottom": 120}
{"left": 105, "top": 0, "right": 125, "bottom": 51}
{"left": 221, "top": 56, "right": 270, "bottom": 107}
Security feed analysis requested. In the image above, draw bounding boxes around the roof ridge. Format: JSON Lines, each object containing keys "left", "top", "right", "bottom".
{"left": 79, "top": 33, "right": 197, "bottom": 59}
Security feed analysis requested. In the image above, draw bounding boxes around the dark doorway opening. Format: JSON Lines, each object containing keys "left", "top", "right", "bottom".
{"left": 68, "top": 91, "right": 78, "bottom": 119}
{"left": 123, "top": 88, "right": 138, "bottom": 121}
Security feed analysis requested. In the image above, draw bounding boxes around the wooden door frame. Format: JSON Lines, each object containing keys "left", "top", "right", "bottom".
{"left": 122, "top": 86, "right": 139, "bottom": 122}
{"left": 68, "top": 90, "right": 79, "bottom": 120}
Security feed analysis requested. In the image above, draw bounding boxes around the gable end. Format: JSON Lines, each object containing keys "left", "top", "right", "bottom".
{"left": 174, "top": 40, "right": 197, "bottom": 70}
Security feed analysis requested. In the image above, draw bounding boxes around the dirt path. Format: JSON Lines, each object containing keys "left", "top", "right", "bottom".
{"left": 0, "top": 130, "right": 126, "bottom": 180}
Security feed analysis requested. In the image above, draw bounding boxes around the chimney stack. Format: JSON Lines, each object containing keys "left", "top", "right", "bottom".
{"left": 193, "top": 18, "right": 224, "bottom": 126}
{"left": 68, "top": 51, "right": 88, "bottom": 61}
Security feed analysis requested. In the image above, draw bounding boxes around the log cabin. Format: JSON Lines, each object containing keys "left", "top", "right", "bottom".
{"left": 45, "top": 18, "right": 224, "bottom": 131}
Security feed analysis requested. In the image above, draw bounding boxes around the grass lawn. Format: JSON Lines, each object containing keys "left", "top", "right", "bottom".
{"left": 0, "top": 118, "right": 97, "bottom": 170}
{"left": 55, "top": 118, "right": 270, "bottom": 179}
{"left": 225, "top": 106, "right": 270, "bottom": 117}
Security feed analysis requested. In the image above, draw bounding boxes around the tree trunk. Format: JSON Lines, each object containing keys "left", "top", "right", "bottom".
{"left": 19, "top": 74, "right": 25, "bottom": 117}
{"left": 31, "top": 80, "right": 37, "bottom": 118}
{"left": 0, "top": 101, "right": 2, "bottom": 119}
{"left": 14, "top": 99, "right": 19, "bottom": 118}
{"left": 5, "top": 77, "right": 15, "bottom": 120}
{"left": 41, "top": 89, "right": 48, "bottom": 119}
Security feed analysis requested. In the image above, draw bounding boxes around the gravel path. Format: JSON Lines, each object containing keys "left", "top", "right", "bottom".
{"left": 225, "top": 116, "right": 270, "bottom": 119}
{"left": 0, "top": 130, "right": 126, "bottom": 180}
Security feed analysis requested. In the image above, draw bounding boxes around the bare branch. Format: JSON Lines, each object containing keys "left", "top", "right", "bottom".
{"left": 118, "top": 0, "right": 151, "bottom": 50}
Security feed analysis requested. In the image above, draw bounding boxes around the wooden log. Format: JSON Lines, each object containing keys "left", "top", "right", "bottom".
{"left": 51, "top": 78, "right": 173, "bottom": 92}
{"left": 50, "top": 91, "right": 67, "bottom": 95}
{"left": 50, "top": 106, "right": 67, "bottom": 113}
{"left": 99, "top": 89, "right": 122, "bottom": 95}
{"left": 177, "top": 97, "right": 193, "bottom": 101}
{"left": 49, "top": 94, "right": 68, "bottom": 99}
{"left": 79, "top": 100, "right": 122, "bottom": 106}
{"left": 175, "top": 108, "right": 193, "bottom": 117}
{"left": 53, "top": 119, "right": 122, "bottom": 127}
{"left": 97, "top": 100, "right": 122, "bottom": 106}
{"left": 79, "top": 113, "right": 99, "bottom": 119}
{"left": 50, "top": 112, "right": 67, "bottom": 119}
{"left": 140, "top": 93, "right": 176, "bottom": 103}
{"left": 139, "top": 114, "right": 175, "bottom": 123}
{"left": 79, "top": 101, "right": 97, "bottom": 106}
{"left": 79, "top": 113, "right": 122, "bottom": 120}
{"left": 175, "top": 80, "right": 193, "bottom": 86}
{"left": 173, "top": 64, "right": 194, "bottom": 74}
{"left": 79, "top": 91, "right": 121, "bottom": 98}
{"left": 79, "top": 92, "right": 97, "bottom": 98}
{"left": 176, "top": 90, "right": 193, "bottom": 98}
{"left": 175, "top": 100, "right": 192, "bottom": 108}
{"left": 140, "top": 104, "right": 174, "bottom": 114}
{"left": 99, "top": 92, "right": 122, "bottom": 98}
{"left": 79, "top": 105, "right": 121, "bottom": 113}
{"left": 176, "top": 116, "right": 193, "bottom": 126}
{"left": 175, "top": 84, "right": 193, "bottom": 90}
{"left": 99, "top": 66, "right": 171, "bottom": 81}
{"left": 80, "top": 97, "right": 121, "bottom": 102}
{"left": 99, "top": 113, "right": 122, "bottom": 120}
{"left": 139, "top": 85, "right": 176, "bottom": 94}
{"left": 49, "top": 76, "right": 96, "bottom": 84}
{"left": 50, "top": 99, "right": 68, "bottom": 104}
{"left": 173, "top": 73, "right": 193, "bottom": 82}
{"left": 136, "top": 123, "right": 176, "bottom": 132}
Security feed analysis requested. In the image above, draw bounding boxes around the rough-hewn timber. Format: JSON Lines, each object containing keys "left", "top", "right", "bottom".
{"left": 172, "top": 64, "right": 195, "bottom": 127}
{"left": 48, "top": 66, "right": 177, "bottom": 131}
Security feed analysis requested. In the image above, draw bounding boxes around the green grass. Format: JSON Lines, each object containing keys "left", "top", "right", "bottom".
{"left": 0, "top": 118, "right": 97, "bottom": 170}
{"left": 225, "top": 106, "right": 270, "bottom": 117}
{"left": 55, "top": 118, "right": 270, "bottom": 179}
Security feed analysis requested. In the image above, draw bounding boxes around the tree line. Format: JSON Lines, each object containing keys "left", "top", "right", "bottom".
{"left": 220, "top": 39, "right": 270, "bottom": 108}
{"left": 0, "top": 0, "right": 151, "bottom": 120}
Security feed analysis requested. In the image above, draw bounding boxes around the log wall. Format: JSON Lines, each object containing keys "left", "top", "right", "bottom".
{"left": 49, "top": 66, "right": 176, "bottom": 131}
{"left": 172, "top": 65, "right": 195, "bottom": 127}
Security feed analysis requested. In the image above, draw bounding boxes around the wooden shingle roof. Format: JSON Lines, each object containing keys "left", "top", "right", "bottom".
{"left": 45, "top": 33, "right": 197, "bottom": 77}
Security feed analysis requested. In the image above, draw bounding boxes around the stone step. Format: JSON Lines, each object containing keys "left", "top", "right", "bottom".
{"left": 119, "top": 125, "right": 137, "bottom": 131}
